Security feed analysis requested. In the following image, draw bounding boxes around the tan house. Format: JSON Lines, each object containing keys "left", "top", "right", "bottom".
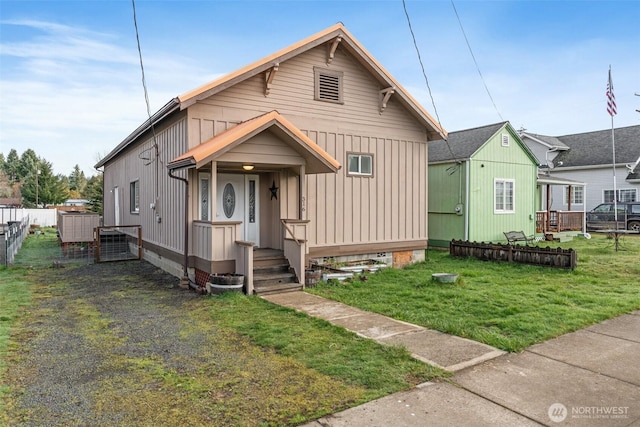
{"left": 95, "top": 23, "right": 447, "bottom": 294}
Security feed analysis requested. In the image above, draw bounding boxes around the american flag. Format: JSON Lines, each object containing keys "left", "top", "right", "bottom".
{"left": 607, "top": 68, "right": 617, "bottom": 116}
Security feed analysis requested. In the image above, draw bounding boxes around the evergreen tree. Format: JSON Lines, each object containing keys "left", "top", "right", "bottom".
{"left": 21, "top": 160, "right": 68, "bottom": 207}
{"left": 85, "top": 174, "right": 103, "bottom": 214}
{"left": 18, "top": 149, "right": 39, "bottom": 181}
{"left": 69, "top": 164, "right": 87, "bottom": 194}
{"left": 4, "top": 149, "right": 20, "bottom": 182}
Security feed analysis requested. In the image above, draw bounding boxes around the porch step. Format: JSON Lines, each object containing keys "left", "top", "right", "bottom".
{"left": 252, "top": 249, "right": 301, "bottom": 295}
{"left": 253, "top": 271, "right": 298, "bottom": 287}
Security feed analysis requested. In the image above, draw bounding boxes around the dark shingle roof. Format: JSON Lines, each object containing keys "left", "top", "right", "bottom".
{"left": 553, "top": 125, "right": 640, "bottom": 167}
{"left": 522, "top": 132, "right": 569, "bottom": 150}
{"left": 428, "top": 122, "right": 506, "bottom": 162}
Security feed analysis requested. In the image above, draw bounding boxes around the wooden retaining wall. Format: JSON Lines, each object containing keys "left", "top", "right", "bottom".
{"left": 450, "top": 240, "right": 577, "bottom": 270}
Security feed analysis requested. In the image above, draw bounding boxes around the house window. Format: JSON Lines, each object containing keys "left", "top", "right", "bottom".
{"left": 564, "top": 186, "right": 584, "bottom": 205}
{"left": 495, "top": 179, "right": 515, "bottom": 213}
{"left": 314, "top": 67, "right": 343, "bottom": 103}
{"left": 130, "top": 180, "right": 140, "bottom": 213}
{"left": 347, "top": 153, "right": 373, "bottom": 176}
{"left": 199, "top": 173, "right": 210, "bottom": 221}
{"left": 501, "top": 134, "right": 510, "bottom": 147}
{"left": 604, "top": 189, "right": 637, "bottom": 203}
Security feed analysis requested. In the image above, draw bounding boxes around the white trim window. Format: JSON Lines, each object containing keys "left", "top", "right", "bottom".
{"left": 130, "top": 180, "right": 140, "bottom": 213}
{"left": 347, "top": 153, "right": 373, "bottom": 176}
{"left": 564, "top": 186, "right": 584, "bottom": 205}
{"left": 603, "top": 188, "right": 637, "bottom": 203}
{"left": 501, "top": 133, "right": 510, "bottom": 147}
{"left": 495, "top": 179, "right": 515, "bottom": 213}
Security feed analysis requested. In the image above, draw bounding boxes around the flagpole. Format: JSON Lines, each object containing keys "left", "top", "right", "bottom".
{"left": 611, "top": 112, "right": 618, "bottom": 230}
{"left": 607, "top": 65, "right": 618, "bottom": 230}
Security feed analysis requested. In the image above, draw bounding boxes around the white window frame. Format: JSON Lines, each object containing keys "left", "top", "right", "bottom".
{"left": 494, "top": 178, "right": 515, "bottom": 213}
{"left": 564, "top": 185, "right": 584, "bottom": 205}
{"left": 501, "top": 133, "right": 510, "bottom": 147}
{"left": 603, "top": 188, "right": 637, "bottom": 203}
{"left": 347, "top": 153, "right": 373, "bottom": 177}
{"left": 130, "top": 180, "right": 140, "bottom": 214}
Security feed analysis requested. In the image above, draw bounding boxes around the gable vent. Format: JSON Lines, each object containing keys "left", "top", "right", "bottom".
{"left": 319, "top": 73, "right": 340, "bottom": 101}
{"left": 315, "top": 67, "right": 343, "bottom": 103}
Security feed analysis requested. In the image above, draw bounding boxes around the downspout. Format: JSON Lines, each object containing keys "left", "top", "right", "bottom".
{"left": 168, "top": 168, "right": 189, "bottom": 283}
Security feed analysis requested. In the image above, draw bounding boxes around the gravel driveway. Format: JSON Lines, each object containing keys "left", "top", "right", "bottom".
{"left": 2, "top": 260, "right": 357, "bottom": 426}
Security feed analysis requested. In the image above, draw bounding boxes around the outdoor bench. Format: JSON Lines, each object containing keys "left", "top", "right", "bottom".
{"left": 503, "top": 230, "right": 535, "bottom": 245}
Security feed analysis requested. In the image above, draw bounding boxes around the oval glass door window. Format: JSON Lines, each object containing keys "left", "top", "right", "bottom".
{"left": 223, "top": 183, "right": 236, "bottom": 218}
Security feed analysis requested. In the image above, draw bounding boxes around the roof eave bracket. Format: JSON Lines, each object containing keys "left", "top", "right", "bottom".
{"left": 264, "top": 63, "right": 279, "bottom": 96}
{"left": 379, "top": 87, "right": 395, "bottom": 113}
{"left": 327, "top": 36, "right": 342, "bottom": 64}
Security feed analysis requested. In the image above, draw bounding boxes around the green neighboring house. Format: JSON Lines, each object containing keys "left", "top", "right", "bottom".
{"left": 428, "top": 122, "right": 539, "bottom": 247}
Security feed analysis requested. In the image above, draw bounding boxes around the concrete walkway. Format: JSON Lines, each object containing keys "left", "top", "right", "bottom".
{"left": 262, "top": 292, "right": 640, "bottom": 426}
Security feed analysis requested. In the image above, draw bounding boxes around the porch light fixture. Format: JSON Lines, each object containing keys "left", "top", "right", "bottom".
{"left": 242, "top": 164, "right": 255, "bottom": 171}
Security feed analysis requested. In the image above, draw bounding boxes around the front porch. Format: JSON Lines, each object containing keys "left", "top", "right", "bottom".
{"left": 191, "top": 216, "right": 310, "bottom": 295}
{"left": 168, "top": 111, "right": 341, "bottom": 295}
{"left": 535, "top": 210, "right": 585, "bottom": 234}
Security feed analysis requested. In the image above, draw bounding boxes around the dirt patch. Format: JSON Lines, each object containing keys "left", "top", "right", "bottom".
{"left": 1, "top": 261, "right": 363, "bottom": 426}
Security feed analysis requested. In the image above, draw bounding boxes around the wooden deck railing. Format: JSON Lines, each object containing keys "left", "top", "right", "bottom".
{"left": 536, "top": 211, "right": 584, "bottom": 233}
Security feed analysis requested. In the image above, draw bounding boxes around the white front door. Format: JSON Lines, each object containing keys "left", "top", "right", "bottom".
{"left": 216, "top": 173, "right": 260, "bottom": 246}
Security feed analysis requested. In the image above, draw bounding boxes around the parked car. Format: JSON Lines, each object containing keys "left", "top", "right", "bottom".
{"left": 586, "top": 202, "right": 640, "bottom": 232}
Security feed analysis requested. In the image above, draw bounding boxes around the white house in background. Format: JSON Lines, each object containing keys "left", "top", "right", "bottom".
{"left": 521, "top": 125, "right": 640, "bottom": 214}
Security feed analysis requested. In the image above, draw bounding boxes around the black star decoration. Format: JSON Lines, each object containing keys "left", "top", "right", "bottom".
{"left": 269, "top": 180, "right": 279, "bottom": 200}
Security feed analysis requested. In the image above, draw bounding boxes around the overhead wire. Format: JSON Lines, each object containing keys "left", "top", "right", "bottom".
{"left": 450, "top": 0, "right": 504, "bottom": 122}
{"left": 131, "top": 0, "right": 160, "bottom": 203}
{"left": 401, "top": 0, "right": 458, "bottom": 164}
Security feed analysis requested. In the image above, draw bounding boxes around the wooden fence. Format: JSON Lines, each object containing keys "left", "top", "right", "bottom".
{"left": 450, "top": 240, "right": 577, "bottom": 270}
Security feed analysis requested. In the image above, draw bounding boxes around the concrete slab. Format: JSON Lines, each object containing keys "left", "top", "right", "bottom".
{"left": 586, "top": 313, "right": 640, "bottom": 343}
{"left": 301, "top": 381, "right": 539, "bottom": 427}
{"left": 329, "top": 313, "right": 422, "bottom": 340}
{"left": 261, "top": 291, "right": 330, "bottom": 308}
{"left": 380, "top": 330, "right": 505, "bottom": 371}
{"left": 527, "top": 329, "right": 640, "bottom": 386}
{"left": 455, "top": 351, "right": 640, "bottom": 426}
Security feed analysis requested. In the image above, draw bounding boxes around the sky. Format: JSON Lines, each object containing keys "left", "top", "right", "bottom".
{"left": 1, "top": 0, "right": 639, "bottom": 177}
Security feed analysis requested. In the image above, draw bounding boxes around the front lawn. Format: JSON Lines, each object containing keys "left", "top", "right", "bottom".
{"left": 308, "top": 234, "right": 640, "bottom": 352}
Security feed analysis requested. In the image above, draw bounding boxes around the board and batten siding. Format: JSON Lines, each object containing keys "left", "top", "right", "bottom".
{"left": 305, "top": 131, "right": 428, "bottom": 250}
{"left": 468, "top": 130, "right": 538, "bottom": 243}
{"left": 183, "top": 41, "right": 431, "bottom": 252}
{"left": 428, "top": 162, "right": 467, "bottom": 245}
{"left": 103, "top": 116, "right": 188, "bottom": 254}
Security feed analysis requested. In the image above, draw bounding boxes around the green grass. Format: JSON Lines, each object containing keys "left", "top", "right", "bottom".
{"left": 1, "top": 231, "right": 449, "bottom": 426}
{"left": 308, "top": 234, "right": 640, "bottom": 352}
{"left": 0, "top": 268, "right": 33, "bottom": 411}
{"left": 208, "top": 292, "right": 447, "bottom": 400}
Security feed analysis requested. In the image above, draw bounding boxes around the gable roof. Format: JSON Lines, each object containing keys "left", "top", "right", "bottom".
{"left": 96, "top": 23, "right": 447, "bottom": 170}
{"left": 177, "top": 23, "right": 446, "bottom": 141}
{"left": 167, "top": 111, "right": 340, "bottom": 174}
{"left": 552, "top": 125, "right": 640, "bottom": 168}
{"left": 520, "top": 132, "right": 569, "bottom": 151}
{"left": 428, "top": 122, "right": 507, "bottom": 162}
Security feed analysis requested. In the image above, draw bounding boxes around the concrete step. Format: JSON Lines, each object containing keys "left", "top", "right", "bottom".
{"left": 254, "top": 282, "right": 303, "bottom": 296}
